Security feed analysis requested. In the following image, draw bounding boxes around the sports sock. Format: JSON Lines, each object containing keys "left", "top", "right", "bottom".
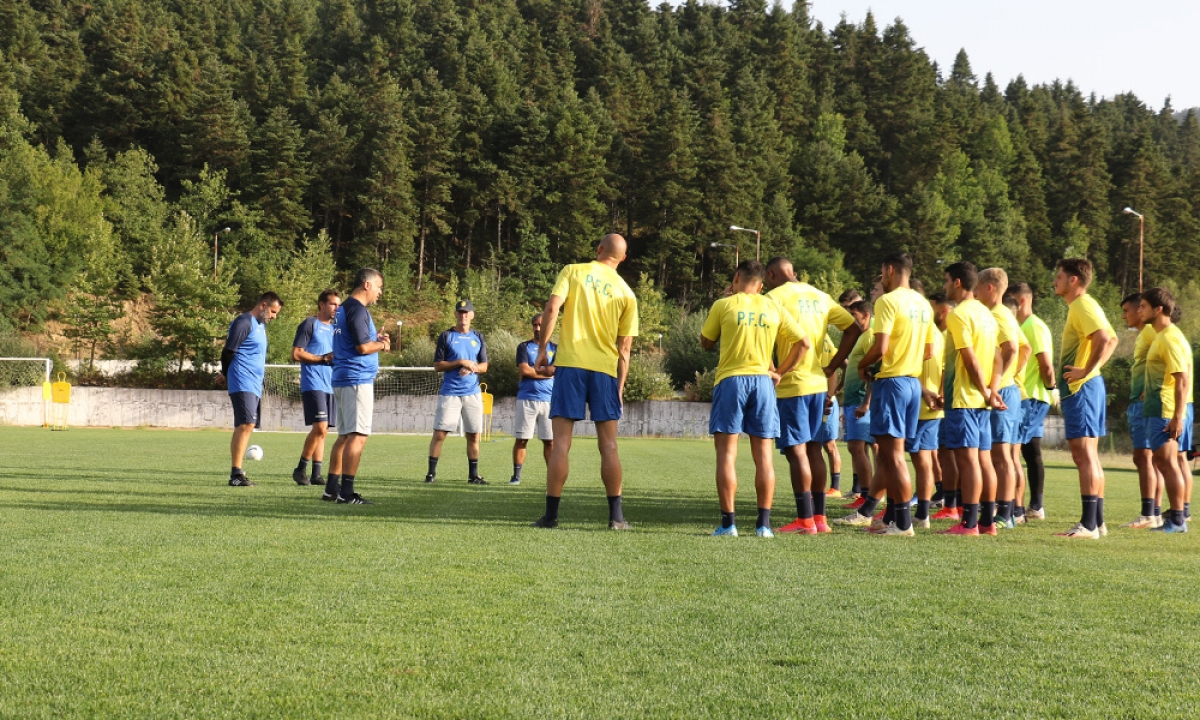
{"left": 297, "top": 457, "right": 309, "bottom": 472}
{"left": 1097, "top": 497, "right": 1105, "bottom": 527}
{"left": 720, "top": 511, "right": 735, "bottom": 529}
{"left": 851, "top": 473, "right": 860, "bottom": 494}
{"left": 830, "top": 472, "right": 841, "bottom": 491}
{"left": 607, "top": 495, "right": 624, "bottom": 523}
{"left": 813, "top": 493, "right": 827, "bottom": 517}
{"left": 882, "top": 501, "right": 895, "bottom": 525}
{"left": 996, "top": 500, "right": 1012, "bottom": 523}
{"left": 310, "top": 461, "right": 322, "bottom": 481}
{"left": 1171, "top": 509, "right": 1186, "bottom": 525}
{"left": 1080, "top": 495, "right": 1098, "bottom": 531}
{"left": 1154, "top": 504, "right": 1163, "bottom": 517}
{"left": 230, "top": 466, "right": 244, "bottom": 478}
{"left": 963, "top": 503, "right": 980, "bottom": 529}
{"left": 545, "top": 495, "right": 561, "bottom": 521}
{"left": 945, "top": 489, "right": 958, "bottom": 509}
{"left": 468, "top": 459, "right": 480, "bottom": 479}
{"left": 1014, "top": 505, "right": 1025, "bottom": 518}
{"left": 1141, "top": 498, "right": 1154, "bottom": 517}
{"left": 980, "top": 501, "right": 995, "bottom": 527}
{"left": 513, "top": 463, "right": 524, "bottom": 480}
{"left": 427, "top": 456, "right": 439, "bottom": 477}
{"left": 1022, "top": 439, "right": 1045, "bottom": 510}
{"left": 895, "top": 504, "right": 912, "bottom": 531}
{"left": 955, "top": 489, "right": 963, "bottom": 508}
{"left": 797, "top": 491, "right": 814, "bottom": 519}
{"left": 860, "top": 495, "right": 880, "bottom": 517}
{"left": 325, "top": 473, "right": 340, "bottom": 496}
{"left": 340, "top": 475, "right": 355, "bottom": 498}
{"left": 1185, "top": 502, "right": 1191, "bottom": 520}
{"left": 915, "top": 499, "right": 931, "bottom": 521}
{"left": 756, "top": 507, "right": 770, "bottom": 529}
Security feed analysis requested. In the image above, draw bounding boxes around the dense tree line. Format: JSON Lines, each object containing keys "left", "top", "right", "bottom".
{"left": 2, "top": 0, "right": 1198, "bottom": 373}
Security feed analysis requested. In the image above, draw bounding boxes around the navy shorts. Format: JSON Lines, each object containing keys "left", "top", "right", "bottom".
{"left": 1019, "top": 399, "right": 1050, "bottom": 444}
{"left": 990, "top": 385, "right": 1023, "bottom": 444}
{"left": 776, "top": 392, "right": 825, "bottom": 449}
{"left": 943, "top": 408, "right": 992, "bottom": 450}
{"left": 550, "top": 366, "right": 622, "bottom": 422}
{"left": 844, "top": 405, "right": 873, "bottom": 442}
{"left": 301, "top": 390, "right": 336, "bottom": 428}
{"left": 230, "top": 391, "right": 261, "bottom": 428}
{"left": 905, "top": 418, "right": 941, "bottom": 453}
{"left": 1127, "top": 401, "right": 1150, "bottom": 450}
{"left": 870, "top": 376, "right": 921, "bottom": 441}
{"left": 1062, "top": 376, "right": 1106, "bottom": 440}
{"left": 816, "top": 397, "right": 841, "bottom": 443}
{"left": 710, "top": 375, "right": 779, "bottom": 438}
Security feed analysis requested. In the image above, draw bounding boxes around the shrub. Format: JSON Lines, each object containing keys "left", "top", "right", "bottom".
{"left": 664, "top": 311, "right": 718, "bottom": 389}
{"left": 624, "top": 351, "right": 673, "bottom": 401}
{"left": 683, "top": 368, "right": 716, "bottom": 402}
{"left": 478, "top": 328, "right": 520, "bottom": 398}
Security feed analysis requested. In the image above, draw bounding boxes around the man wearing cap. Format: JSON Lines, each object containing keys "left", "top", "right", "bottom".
{"left": 426, "top": 300, "right": 490, "bottom": 484}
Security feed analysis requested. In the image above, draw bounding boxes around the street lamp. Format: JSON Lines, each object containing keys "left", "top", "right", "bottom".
{"left": 710, "top": 241, "right": 739, "bottom": 267}
{"left": 656, "top": 333, "right": 663, "bottom": 351}
{"left": 213, "top": 227, "right": 231, "bottom": 279}
{"left": 396, "top": 320, "right": 404, "bottom": 353}
{"left": 728, "top": 225, "right": 761, "bottom": 261}
{"left": 1123, "top": 207, "right": 1145, "bottom": 292}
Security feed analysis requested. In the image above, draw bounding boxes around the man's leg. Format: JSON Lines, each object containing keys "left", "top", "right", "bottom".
{"left": 714, "top": 432, "right": 739, "bottom": 533}
{"left": 933, "top": 447, "right": 960, "bottom": 519}
{"left": 426, "top": 430, "right": 449, "bottom": 482}
{"left": 750, "top": 435, "right": 776, "bottom": 534}
{"left": 1153, "top": 441, "right": 1186, "bottom": 528}
{"left": 512, "top": 438, "right": 529, "bottom": 484}
{"left": 991, "top": 443, "right": 1014, "bottom": 525}
{"left": 295, "top": 422, "right": 327, "bottom": 485}
{"left": 951, "top": 447, "right": 981, "bottom": 529}
{"left": 596, "top": 419, "right": 627, "bottom": 527}
{"left": 230, "top": 423, "right": 255, "bottom": 477}
{"left": 1011, "top": 443, "right": 1026, "bottom": 519}
{"left": 533, "top": 417, "right": 574, "bottom": 527}
{"left": 1065, "top": 436, "right": 1103, "bottom": 534}
{"left": 1178, "top": 451, "right": 1193, "bottom": 520}
{"left": 877, "top": 436, "right": 911, "bottom": 531}
{"left": 336, "top": 433, "right": 370, "bottom": 501}
{"left": 1021, "top": 438, "right": 1045, "bottom": 513}
{"left": 912, "top": 450, "right": 934, "bottom": 524}
{"left": 465, "top": 432, "right": 483, "bottom": 483}
{"left": 1126, "top": 448, "right": 1157, "bottom": 525}
{"left": 848, "top": 440, "right": 871, "bottom": 498}
{"left": 542, "top": 439, "right": 553, "bottom": 465}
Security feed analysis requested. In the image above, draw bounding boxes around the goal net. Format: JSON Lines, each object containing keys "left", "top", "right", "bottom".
{"left": 263, "top": 365, "right": 442, "bottom": 401}
{"left": 0, "top": 357, "right": 51, "bottom": 390}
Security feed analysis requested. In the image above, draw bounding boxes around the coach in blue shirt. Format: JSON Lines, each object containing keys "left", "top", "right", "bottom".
{"left": 291, "top": 289, "right": 340, "bottom": 487}
{"left": 510, "top": 314, "right": 556, "bottom": 485}
{"left": 323, "top": 268, "right": 390, "bottom": 505}
{"left": 220, "top": 291, "right": 282, "bottom": 487}
{"left": 425, "top": 300, "right": 490, "bottom": 485}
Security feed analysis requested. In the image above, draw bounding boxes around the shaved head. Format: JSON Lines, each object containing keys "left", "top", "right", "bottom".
{"left": 598, "top": 233, "right": 627, "bottom": 263}
{"left": 764, "top": 256, "right": 796, "bottom": 290}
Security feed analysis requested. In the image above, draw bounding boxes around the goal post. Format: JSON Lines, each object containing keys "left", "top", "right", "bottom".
{"left": 263, "top": 365, "right": 443, "bottom": 402}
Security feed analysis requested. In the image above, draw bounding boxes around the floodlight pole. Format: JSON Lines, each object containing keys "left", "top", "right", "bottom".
{"left": 397, "top": 320, "right": 404, "bottom": 353}
{"left": 1124, "top": 208, "right": 1144, "bottom": 292}
{"left": 213, "top": 227, "right": 231, "bottom": 279}
{"left": 710, "top": 242, "right": 739, "bottom": 267}
{"left": 728, "top": 225, "right": 761, "bottom": 261}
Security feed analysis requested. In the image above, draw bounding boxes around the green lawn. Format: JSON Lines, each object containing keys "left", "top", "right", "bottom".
{"left": 2, "top": 426, "right": 1198, "bottom": 718}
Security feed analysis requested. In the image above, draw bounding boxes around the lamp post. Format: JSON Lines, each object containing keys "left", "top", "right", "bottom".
{"left": 710, "top": 241, "right": 739, "bottom": 267}
{"left": 1123, "top": 207, "right": 1144, "bottom": 292}
{"left": 728, "top": 225, "right": 760, "bottom": 261}
{"left": 213, "top": 227, "right": 231, "bottom": 279}
{"left": 396, "top": 320, "right": 404, "bottom": 353}
{"left": 657, "top": 333, "right": 663, "bottom": 351}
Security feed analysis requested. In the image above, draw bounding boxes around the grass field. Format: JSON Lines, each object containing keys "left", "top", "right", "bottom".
{"left": 2, "top": 425, "right": 1199, "bottom": 719}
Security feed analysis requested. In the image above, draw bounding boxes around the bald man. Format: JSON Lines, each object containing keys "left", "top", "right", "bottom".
{"left": 531, "top": 233, "right": 640, "bottom": 530}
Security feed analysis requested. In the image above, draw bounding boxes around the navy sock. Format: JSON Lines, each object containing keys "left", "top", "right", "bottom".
{"left": 325, "top": 473, "right": 340, "bottom": 496}
{"left": 340, "top": 474, "right": 355, "bottom": 498}
{"left": 955, "top": 489, "right": 963, "bottom": 508}
{"left": 1185, "top": 502, "right": 1191, "bottom": 520}
{"left": 231, "top": 466, "right": 244, "bottom": 478}
{"left": 545, "top": 495, "right": 561, "bottom": 521}
{"left": 1154, "top": 504, "right": 1163, "bottom": 517}
{"left": 860, "top": 495, "right": 880, "bottom": 517}
{"left": 963, "top": 503, "right": 980, "bottom": 529}
{"left": 1097, "top": 497, "right": 1105, "bottom": 526}
{"left": 980, "top": 501, "right": 995, "bottom": 527}
{"left": 427, "top": 456, "right": 439, "bottom": 476}
{"left": 1141, "top": 498, "right": 1154, "bottom": 517}
{"left": 813, "top": 493, "right": 827, "bottom": 517}
{"left": 915, "top": 499, "right": 931, "bottom": 521}
{"left": 607, "top": 495, "right": 624, "bottom": 523}
{"left": 851, "top": 473, "right": 860, "bottom": 493}
{"left": 895, "top": 504, "right": 912, "bottom": 531}
{"left": 797, "top": 491, "right": 814, "bottom": 519}
{"left": 297, "top": 457, "right": 309, "bottom": 472}
{"left": 1080, "top": 495, "right": 1098, "bottom": 531}
{"left": 468, "top": 459, "right": 480, "bottom": 479}
{"left": 513, "top": 463, "right": 524, "bottom": 480}
{"left": 1014, "top": 505, "right": 1025, "bottom": 517}
{"left": 996, "top": 500, "right": 1012, "bottom": 522}
{"left": 756, "top": 507, "right": 770, "bottom": 529}
{"left": 830, "top": 472, "right": 841, "bottom": 490}
{"left": 945, "top": 490, "right": 958, "bottom": 509}
{"left": 311, "top": 461, "right": 322, "bottom": 481}
{"left": 882, "top": 501, "right": 895, "bottom": 525}
{"left": 720, "top": 511, "right": 735, "bottom": 529}
{"left": 1171, "top": 509, "right": 1186, "bottom": 525}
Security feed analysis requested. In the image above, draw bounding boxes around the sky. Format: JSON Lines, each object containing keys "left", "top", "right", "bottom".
{"left": 667, "top": 0, "right": 1200, "bottom": 111}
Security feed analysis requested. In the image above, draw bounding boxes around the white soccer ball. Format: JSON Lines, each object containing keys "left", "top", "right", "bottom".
{"left": 246, "top": 445, "right": 264, "bottom": 461}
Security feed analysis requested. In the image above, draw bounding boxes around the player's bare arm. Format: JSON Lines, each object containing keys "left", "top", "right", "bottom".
{"left": 355, "top": 333, "right": 389, "bottom": 356}
{"left": 857, "top": 333, "right": 888, "bottom": 381}
{"left": 616, "top": 335, "right": 633, "bottom": 401}
{"left": 824, "top": 322, "right": 864, "bottom": 377}
{"left": 536, "top": 295, "right": 565, "bottom": 371}
{"left": 1167, "top": 372, "right": 1187, "bottom": 439}
{"left": 958, "top": 346, "right": 993, "bottom": 405}
{"left": 1036, "top": 351, "right": 1056, "bottom": 389}
{"left": 772, "top": 336, "right": 810, "bottom": 384}
{"left": 1063, "top": 327, "right": 1114, "bottom": 382}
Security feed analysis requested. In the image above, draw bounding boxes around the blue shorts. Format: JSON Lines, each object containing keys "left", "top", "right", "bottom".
{"left": 230, "top": 391, "right": 261, "bottom": 428}
{"left": 844, "top": 405, "right": 873, "bottom": 442}
{"left": 943, "top": 408, "right": 992, "bottom": 450}
{"left": 1146, "top": 417, "right": 1179, "bottom": 452}
{"left": 905, "top": 418, "right": 941, "bottom": 453}
{"left": 710, "top": 375, "right": 779, "bottom": 438}
{"left": 1020, "top": 399, "right": 1050, "bottom": 444}
{"left": 1127, "top": 401, "right": 1150, "bottom": 450}
{"left": 776, "top": 392, "right": 825, "bottom": 449}
{"left": 869, "top": 376, "right": 921, "bottom": 441}
{"left": 1062, "top": 376, "right": 1107, "bottom": 439}
{"left": 1183, "top": 404, "right": 1195, "bottom": 453}
{"left": 301, "top": 390, "right": 336, "bottom": 427}
{"left": 816, "top": 397, "right": 841, "bottom": 443}
{"left": 990, "top": 385, "right": 1023, "bottom": 444}
{"left": 550, "top": 367, "right": 622, "bottom": 422}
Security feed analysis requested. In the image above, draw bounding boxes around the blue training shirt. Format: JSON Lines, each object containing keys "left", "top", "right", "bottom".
{"left": 293, "top": 316, "right": 334, "bottom": 393}
{"left": 225, "top": 312, "right": 268, "bottom": 396}
{"left": 516, "top": 339, "right": 556, "bottom": 402}
{"left": 332, "top": 297, "right": 379, "bottom": 388}
{"left": 434, "top": 329, "right": 488, "bottom": 396}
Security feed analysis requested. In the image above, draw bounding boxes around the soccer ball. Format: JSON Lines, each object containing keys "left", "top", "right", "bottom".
{"left": 246, "top": 445, "right": 264, "bottom": 461}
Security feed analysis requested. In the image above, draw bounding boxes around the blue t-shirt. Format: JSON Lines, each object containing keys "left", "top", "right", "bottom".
{"left": 293, "top": 316, "right": 334, "bottom": 393}
{"left": 434, "top": 329, "right": 488, "bottom": 396}
{"left": 516, "top": 339, "right": 556, "bottom": 402}
{"left": 225, "top": 313, "right": 268, "bottom": 396}
{"left": 332, "top": 297, "right": 379, "bottom": 388}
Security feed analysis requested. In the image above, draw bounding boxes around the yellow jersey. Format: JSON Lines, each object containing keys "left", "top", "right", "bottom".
{"left": 1020, "top": 314, "right": 1054, "bottom": 404}
{"left": 919, "top": 324, "right": 945, "bottom": 420}
{"left": 1144, "top": 324, "right": 1191, "bottom": 419}
{"left": 873, "top": 287, "right": 935, "bottom": 379}
{"left": 1059, "top": 293, "right": 1114, "bottom": 397}
{"left": 992, "top": 304, "right": 1027, "bottom": 389}
{"left": 843, "top": 330, "right": 875, "bottom": 407}
{"left": 766, "top": 282, "right": 856, "bottom": 398}
{"left": 1130, "top": 324, "right": 1157, "bottom": 403}
{"left": 946, "top": 298, "right": 997, "bottom": 410}
{"left": 701, "top": 293, "right": 803, "bottom": 386}
{"left": 549, "top": 262, "right": 639, "bottom": 377}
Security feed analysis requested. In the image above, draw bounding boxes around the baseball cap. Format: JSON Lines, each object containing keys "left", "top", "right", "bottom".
{"left": 455, "top": 300, "right": 474, "bottom": 313}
